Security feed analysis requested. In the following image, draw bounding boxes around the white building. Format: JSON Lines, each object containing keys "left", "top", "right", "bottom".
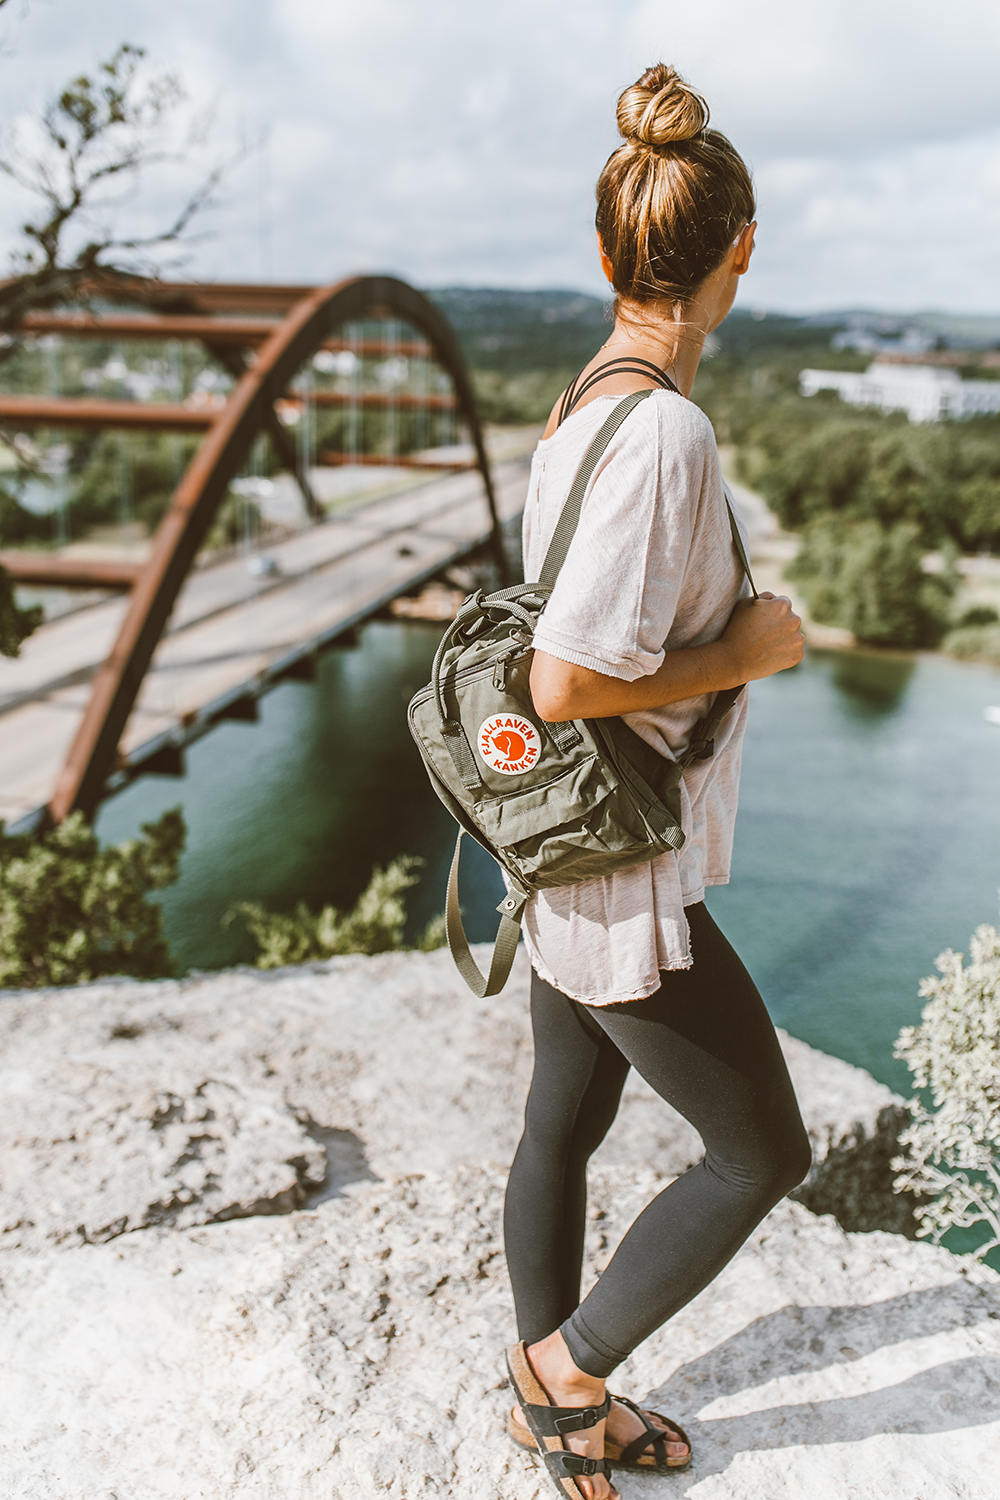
{"left": 799, "top": 362, "right": 1000, "bottom": 423}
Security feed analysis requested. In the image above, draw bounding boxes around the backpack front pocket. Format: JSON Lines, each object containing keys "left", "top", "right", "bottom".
{"left": 474, "top": 755, "right": 653, "bottom": 886}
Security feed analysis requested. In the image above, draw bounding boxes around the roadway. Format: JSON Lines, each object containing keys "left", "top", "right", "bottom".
{"left": 0, "top": 458, "right": 531, "bottom": 831}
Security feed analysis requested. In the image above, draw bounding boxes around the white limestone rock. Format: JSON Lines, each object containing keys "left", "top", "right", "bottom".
{"left": 0, "top": 946, "right": 907, "bottom": 1252}
{"left": 0, "top": 1166, "right": 997, "bottom": 1499}
{"left": 1, "top": 948, "right": 995, "bottom": 1498}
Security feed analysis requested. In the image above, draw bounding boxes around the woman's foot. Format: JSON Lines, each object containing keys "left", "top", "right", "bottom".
{"left": 512, "top": 1396, "right": 691, "bottom": 1468}
{"left": 606, "top": 1399, "right": 689, "bottom": 1465}
{"left": 519, "top": 1331, "right": 619, "bottom": 1500}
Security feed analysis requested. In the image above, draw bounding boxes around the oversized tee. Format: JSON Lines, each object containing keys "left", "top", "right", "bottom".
{"left": 521, "top": 389, "right": 752, "bottom": 1005}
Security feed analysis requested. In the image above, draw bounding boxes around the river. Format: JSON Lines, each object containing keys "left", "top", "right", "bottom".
{"left": 95, "top": 621, "right": 1000, "bottom": 1097}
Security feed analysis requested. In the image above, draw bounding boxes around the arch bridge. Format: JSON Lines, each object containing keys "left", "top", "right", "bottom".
{"left": 0, "top": 276, "right": 525, "bottom": 830}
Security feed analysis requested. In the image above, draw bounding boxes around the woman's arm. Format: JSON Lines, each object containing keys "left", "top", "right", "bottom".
{"left": 529, "top": 592, "right": 804, "bottom": 722}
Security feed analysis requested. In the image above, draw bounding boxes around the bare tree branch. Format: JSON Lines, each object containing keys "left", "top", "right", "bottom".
{"left": 0, "top": 43, "right": 239, "bottom": 346}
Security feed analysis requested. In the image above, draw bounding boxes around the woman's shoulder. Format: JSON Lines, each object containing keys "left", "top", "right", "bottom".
{"left": 644, "top": 388, "right": 717, "bottom": 450}
{"left": 535, "top": 388, "right": 716, "bottom": 475}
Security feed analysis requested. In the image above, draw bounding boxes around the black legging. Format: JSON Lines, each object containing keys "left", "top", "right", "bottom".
{"left": 504, "top": 901, "right": 811, "bottom": 1379}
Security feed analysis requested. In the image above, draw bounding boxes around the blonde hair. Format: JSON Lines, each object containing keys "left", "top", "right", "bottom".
{"left": 596, "top": 64, "right": 755, "bottom": 309}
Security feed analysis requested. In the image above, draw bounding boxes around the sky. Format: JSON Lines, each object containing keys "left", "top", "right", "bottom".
{"left": 1, "top": 0, "right": 999, "bottom": 313}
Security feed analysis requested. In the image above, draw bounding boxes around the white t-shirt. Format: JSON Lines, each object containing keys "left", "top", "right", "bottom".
{"left": 520, "top": 389, "right": 752, "bottom": 1005}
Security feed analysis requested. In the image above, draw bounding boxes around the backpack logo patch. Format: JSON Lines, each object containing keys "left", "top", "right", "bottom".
{"left": 478, "top": 714, "right": 541, "bottom": 775}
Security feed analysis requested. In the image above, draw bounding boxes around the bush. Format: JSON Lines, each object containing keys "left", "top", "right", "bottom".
{"left": 786, "top": 516, "right": 955, "bottom": 648}
{"left": 0, "top": 564, "right": 43, "bottom": 657}
{"left": 954, "top": 476, "right": 1000, "bottom": 552}
{"left": 942, "top": 622, "right": 1000, "bottom": 667}
{"left": 0, "top": 489, "right": 54, "bottom": 545}
{"left": 956, "top": 604, "right": 1000, "bottom": 628}
{"left": 0, "top": 809, "right": 185, "bottom": 987}
{"left": 893, "top": 912, "right": 1000, "bottom": 1262}
{"left": 228, "top": 856, "right": 446, "bottom": 969}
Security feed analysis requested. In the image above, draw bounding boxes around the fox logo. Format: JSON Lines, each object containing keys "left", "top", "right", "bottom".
{"left": 477, "top": 713, "right": 541, "bottom": 775}
{"left": 491, "top": 729, "right": 526, "bottom": 761}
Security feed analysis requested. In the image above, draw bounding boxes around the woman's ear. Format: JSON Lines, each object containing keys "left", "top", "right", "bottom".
{"left": 596, "top": 231, "right": 615, "bottom": 286}
{"left": 733, "top": 222, "right": 757, "bottom": 277}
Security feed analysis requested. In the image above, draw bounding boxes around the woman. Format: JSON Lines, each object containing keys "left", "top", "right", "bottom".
{"left": 502, "top": 64, "right": 812, "bottom": 1500}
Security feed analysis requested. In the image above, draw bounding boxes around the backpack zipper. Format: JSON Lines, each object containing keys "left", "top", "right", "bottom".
{"left": 492, "top": 647, "right": 522, "bottom": 691}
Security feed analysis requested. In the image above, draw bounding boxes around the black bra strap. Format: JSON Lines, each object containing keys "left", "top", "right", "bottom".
{"left": 558, "top": 356, "right": 678, "bottom": 425}
{"left": 556, "top": 368, "right": 583, "bottom": 427}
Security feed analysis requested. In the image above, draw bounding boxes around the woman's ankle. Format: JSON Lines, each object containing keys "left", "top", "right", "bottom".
{"left": 526, "top": 1330, "right": 606, "bottom": 1402}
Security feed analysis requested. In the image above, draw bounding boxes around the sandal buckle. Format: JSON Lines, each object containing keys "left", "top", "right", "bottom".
{"left": 553, "top": 1406, "right": 598, "bottom": 1434}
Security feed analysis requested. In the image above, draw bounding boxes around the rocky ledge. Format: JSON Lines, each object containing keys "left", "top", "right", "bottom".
{"left": 1, "top": 948, "right": 997, "bottom": 1498}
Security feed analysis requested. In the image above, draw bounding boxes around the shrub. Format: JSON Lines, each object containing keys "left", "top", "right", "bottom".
{"left": 955, "top": 476, "right": 1000, "bottom": 552}
{"left": 0, "top": 490, "right": 54, "bottom": 544}
{"left": 941, "top": 622, "right": 1000, "bottom": 667}
{"left": 0, "top": 564, "right": 43, "bottom": 657}
{"left": 0, "top": 809, "right": 185, "bottom": 987}
{"left": 893, "top": 912, "right": 1000, "bottom": 1262}
{"left": 229, "top": 856, "right": 446, "bottom": 969}
{"left": 787, "top": 516, "right": 955, "bottom": 647}
{"left": 956, "top": 604, "right": 1000, "bottom": 628}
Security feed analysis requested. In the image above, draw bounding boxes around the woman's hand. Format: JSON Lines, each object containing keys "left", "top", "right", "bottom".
{"left": 529, "top": 593, "right": 803, "bottom": 723}
{"left": 720, "top": 592, "right": 804, "bottom": 683}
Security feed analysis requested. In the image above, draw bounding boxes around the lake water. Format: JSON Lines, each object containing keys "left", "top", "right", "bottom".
{"left": 96, "top": 623, "right": 1000, "bottom": 1097}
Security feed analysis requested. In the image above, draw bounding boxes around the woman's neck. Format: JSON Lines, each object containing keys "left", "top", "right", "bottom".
{"left": 601, "top": 306, "right": 707, "bottom": 399}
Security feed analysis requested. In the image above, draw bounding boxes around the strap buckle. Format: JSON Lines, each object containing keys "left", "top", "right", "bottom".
{"left": 554, "top": 1406, "right": 599, "bottom": 1434}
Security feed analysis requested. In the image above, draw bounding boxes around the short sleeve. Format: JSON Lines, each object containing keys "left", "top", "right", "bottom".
{"left": 531, "top": 396, "right": 713, "bottom": 681}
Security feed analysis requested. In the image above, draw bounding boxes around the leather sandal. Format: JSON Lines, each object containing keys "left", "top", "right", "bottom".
{"left": 508, "top": 1388, "right": 692, "bottom": 1473}
{"left": 505, "top": 1340, "right": 616, "bottom": 1499}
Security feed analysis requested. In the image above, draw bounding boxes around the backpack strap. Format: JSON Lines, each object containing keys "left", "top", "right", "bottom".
{"left": 539, "top": 388, "right": 655, "bottom": 589}
{"left": 446, "top": 831, "right": 528, "bottom": 998}
{"left": 679, "top": 484, "right": 760, "bottom": 765}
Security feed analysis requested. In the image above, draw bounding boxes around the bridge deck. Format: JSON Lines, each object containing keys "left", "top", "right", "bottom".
{"left": 0, "top": 459, "right": 530, "bottom": 831}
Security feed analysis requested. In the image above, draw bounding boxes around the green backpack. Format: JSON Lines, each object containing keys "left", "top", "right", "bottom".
{"left": 408, "top": 390, "right": 756, "bottom": 997}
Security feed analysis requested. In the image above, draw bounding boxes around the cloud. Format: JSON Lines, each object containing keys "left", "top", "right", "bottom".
{"left": 0, "top": 0, "right": 997, "bottom": 311}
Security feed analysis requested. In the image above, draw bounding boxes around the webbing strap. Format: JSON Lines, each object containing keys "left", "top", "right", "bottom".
{"left": 523, "top": 1395, "right": 612, "bottom": 1437}
{"left": 725, "top": 493, "right": 758, "bottom": 599}
{"left": 445, "top": 831, "right": 526, "bottom": 998}
{"left": 679, "top": 683, "right": 745, "bottom": 767}
{"left": 442, "top": 719, "right": 483, "bottom": 791}
{"left": 539, "top": 389, "right": 654, "bottom": 589}
{"left": 547, "top": 719, "right": 583, "bottom": 753}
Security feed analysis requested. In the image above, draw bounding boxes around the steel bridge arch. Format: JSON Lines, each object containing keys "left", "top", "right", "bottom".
{"left": 48, "top": 275, "right": 504, "bottom": 823}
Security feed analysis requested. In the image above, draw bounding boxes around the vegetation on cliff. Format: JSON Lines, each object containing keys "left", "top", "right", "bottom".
{"left": 895, "top": 912, "right": 1000, "bottom": 1262}
{"left": 227, "top": 856, "right": 446, "bottom": 969}
{"left": 0, "top": 808, "right": 184, "bottom": 987}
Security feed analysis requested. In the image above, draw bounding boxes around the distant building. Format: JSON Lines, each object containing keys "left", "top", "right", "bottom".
{"left": 799, "top": 362, "right": 1000, "bottom": 424}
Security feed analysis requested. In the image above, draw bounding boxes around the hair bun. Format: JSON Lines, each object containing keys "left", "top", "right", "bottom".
{"left": 616, "top": 63, "right": 708, "bottom": 147}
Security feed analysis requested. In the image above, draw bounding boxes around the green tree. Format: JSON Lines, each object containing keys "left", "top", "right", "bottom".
{"left": 759, "top": 419, "right": 877, "bottom": 531}
{"left": 0, "top": 808, "right": 184, "bottom": 986}
{"left": 787, "top": 516, "right": 955, "bottom": 648}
